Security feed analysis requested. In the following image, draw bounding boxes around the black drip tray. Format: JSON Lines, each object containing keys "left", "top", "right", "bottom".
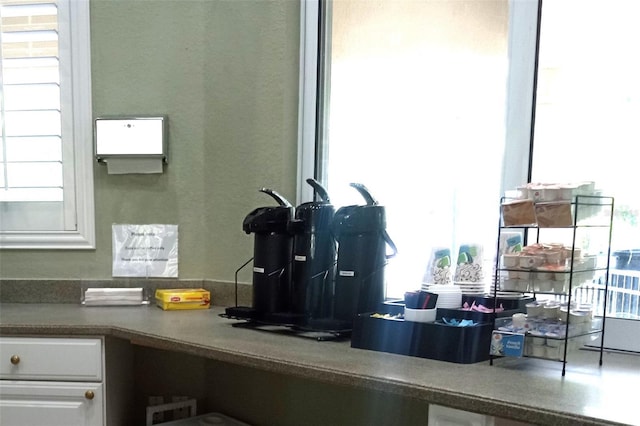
{"left": 306, "top": 317, "right": 352, "bottom": 332}
{"left": 223, "top": 306, "right": 258, "bottom": 320}
{"left": 219, "top": 307, "right": 351, "bottom": 341}
{"left": 265, "top": 311, "right": 306, "bottom": 326}
{"left": 231, "top": 321, "right": 350, "bottom": 341}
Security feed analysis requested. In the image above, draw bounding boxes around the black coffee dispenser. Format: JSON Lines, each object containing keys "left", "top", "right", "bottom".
{"left": 331, "top": 183, "right": 397, "bottom": 328}
{"left": 289, "top": 178, "right": 336, "bottom": 325}
{"left": 242, "top": 188, "right": 294, "bottom": 321}
{"left": 225, "top": 181, "right": 395, "bottom": 338}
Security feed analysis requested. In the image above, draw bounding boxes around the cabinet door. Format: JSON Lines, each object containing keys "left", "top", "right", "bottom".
{"left": 0, "top": 381, "right": 103, "bottom": 426}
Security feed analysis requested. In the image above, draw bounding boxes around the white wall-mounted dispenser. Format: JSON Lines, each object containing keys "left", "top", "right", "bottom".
{"left": 95, "top": 116, "right": 168, "bottom": 174}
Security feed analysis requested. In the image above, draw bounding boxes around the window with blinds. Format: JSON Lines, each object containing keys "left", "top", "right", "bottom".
{"left": 1, "top": 0, "right": 62, "bottom": 203}
{"left": 0, "top": 0, "right": 94, "bottom": 248}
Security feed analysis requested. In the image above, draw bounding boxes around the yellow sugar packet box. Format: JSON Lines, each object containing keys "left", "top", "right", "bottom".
{"left": 155, "top": 288, "right": 211, "bottom": 310}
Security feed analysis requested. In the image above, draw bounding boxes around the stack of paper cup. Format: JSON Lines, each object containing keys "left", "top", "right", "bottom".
{"left": 423, "top": 247, "right": 452, "bottom": 285}
{"left": 454, "top": 243, "right": 484, "bottom": 283}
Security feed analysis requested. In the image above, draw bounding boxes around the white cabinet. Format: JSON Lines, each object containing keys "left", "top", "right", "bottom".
{"left": 0, "top": 381, "right": 103, "bottom": 425}
{"left": 0, "top": 337, "right": 104, "bottom": 426}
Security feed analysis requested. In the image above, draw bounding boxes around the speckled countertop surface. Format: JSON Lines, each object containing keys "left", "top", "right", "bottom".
{"left": 1, "top": 303, "right": 638, "bottom": 426}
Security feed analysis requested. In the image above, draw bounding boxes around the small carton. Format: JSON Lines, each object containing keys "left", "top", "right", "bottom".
{"left": 490, "top": 331, "right": 525, "bottom": 357}
{"left": 534, "top": 202, "right": 573, "bottom": 227}
{"left": 501, "top": 199, "right": 536, "bottom": 226}
{"left": 155, "top": 288, "right": 211, "bottom": 310}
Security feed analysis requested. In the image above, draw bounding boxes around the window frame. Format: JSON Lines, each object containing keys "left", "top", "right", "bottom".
{"left": 0, "top": 0, "right": 95, "bottom": 249}
{"left": 296, "top": 0, "right": 320, "bottom": 204}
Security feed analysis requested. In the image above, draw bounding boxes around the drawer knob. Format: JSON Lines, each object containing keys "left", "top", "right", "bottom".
{"left": 85, "top": 390, "right": 95, "bottom": 400}
{"left": 10, "top": 355, "right": 20, "bottom": 365}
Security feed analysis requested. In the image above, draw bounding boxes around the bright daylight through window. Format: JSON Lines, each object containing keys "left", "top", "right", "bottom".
{"left": 308, "top": 0, "right": 640, "bottom": 332}
{"left": 314, "top": 0, "right": 510, "bottom": 299}
{"left": 531, "top": 0, "right": 640, "bottom": 325}
{"left": 1, "top": 1, "right": 62, "bottom": 204}
{"left": 0, "top": 0, "right": 94, "bottom": 249}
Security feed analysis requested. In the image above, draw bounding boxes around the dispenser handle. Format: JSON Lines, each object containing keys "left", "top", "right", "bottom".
{"left": 259, "top": 188, "right": 293, "bottom": 207}
{"left": 383, "top": 230, "right": 398, "bottom": 259}
{"left": 306, "top": 178, "right": 330, "bottom": 203}
{"left": 350, "top": 183, "right": 377, "bottom": 205}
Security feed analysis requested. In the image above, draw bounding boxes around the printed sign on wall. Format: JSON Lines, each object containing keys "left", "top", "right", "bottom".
{"left": 112, "top": 224, "right": 178, "bottom": 277}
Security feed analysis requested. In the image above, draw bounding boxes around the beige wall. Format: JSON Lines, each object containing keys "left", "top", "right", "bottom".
{"left": 0, "top": 0, "right": 300, "bottom": 282}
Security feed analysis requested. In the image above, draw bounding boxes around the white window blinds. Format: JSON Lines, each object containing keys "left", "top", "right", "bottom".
{"left": 1, "top": 0, "right": 63, "bottom": 203}
{"left": 0, "top": 0, "right": 95, "bottom": 249}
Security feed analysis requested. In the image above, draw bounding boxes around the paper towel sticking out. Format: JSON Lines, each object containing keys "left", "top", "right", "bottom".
{"left": 106, "top": 157, "right": 164, "bottom": 174}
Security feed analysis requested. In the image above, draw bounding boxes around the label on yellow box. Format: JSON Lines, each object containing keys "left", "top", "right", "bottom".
{"left": 155, "top": 288, "right": 211, "bottom": 310}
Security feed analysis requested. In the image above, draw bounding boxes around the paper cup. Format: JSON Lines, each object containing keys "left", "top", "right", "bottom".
{"left": 454, "top": 243, "right": 484, "bottom": 282}
{"left": 424, "top": 247, "right": 452, "bottom": 285}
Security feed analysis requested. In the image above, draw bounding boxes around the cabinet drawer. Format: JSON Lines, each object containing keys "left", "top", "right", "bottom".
{"left": 0, "top": 380, "right": 104, "bottom": 426}
{"left": 0, "top": 337, "right": 102, "bottom": 381}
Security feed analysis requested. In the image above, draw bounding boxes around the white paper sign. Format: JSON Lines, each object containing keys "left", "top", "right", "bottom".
{"left": 112, "top": 224, "right": 178, "bottom": 277}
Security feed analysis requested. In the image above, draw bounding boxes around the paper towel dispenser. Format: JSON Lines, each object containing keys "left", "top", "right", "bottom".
{"left": 95, "top": 116, "right": 168, "bottom": 174}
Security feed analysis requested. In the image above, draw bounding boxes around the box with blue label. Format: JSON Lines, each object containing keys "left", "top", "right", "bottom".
{"left": 490, "top": 331, "right": 525, "bottom": 357}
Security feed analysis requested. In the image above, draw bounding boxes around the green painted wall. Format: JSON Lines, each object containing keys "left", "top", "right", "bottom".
{"left": 0, "top": 0, "right": 300, "bottom": 282}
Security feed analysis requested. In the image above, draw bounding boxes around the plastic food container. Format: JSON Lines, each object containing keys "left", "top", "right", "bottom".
{"left": 526, "top": 303, "right": 543, "bottom": 318}
{"left": 543, "top": 304, "right": 560, "bottom": 320}
{"left": 501, "top": 279, "right": 519, "bottom": 291}
{"left": 502, "top": 253, "right": 520, "bottom": 268}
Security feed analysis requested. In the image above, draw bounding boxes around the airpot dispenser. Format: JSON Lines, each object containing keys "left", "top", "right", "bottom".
{"left": 241, "top": 188, "right": 294, "bottom": 322}
{"left": 331, "top": 183, "right": 397, "bottom": 329}
{"left": 289, "top": 178, "right": 336, "bottom": 326}
{"left": 225, "top": 181, "right": 396, "bottom": 338}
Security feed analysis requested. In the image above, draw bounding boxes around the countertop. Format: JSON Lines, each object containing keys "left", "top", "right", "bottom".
{"left": 1, "top": 303, "right": 638, "bottom": 426}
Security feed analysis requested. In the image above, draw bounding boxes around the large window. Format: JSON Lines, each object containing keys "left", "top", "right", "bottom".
{"left": 301, "top": 0, "right": 513, "bottom": 298}
{"left": 299, "top": 0, "right": 640, "bottom": 350}
{"left": 303, "top": 0, "right": 640, "bottom": 295}
{"left": 0, "top": 0, "right": 94, "bottom": 249}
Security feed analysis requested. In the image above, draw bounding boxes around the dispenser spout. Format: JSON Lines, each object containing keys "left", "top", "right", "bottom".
{"left": 350, "top": 183, "right": 378, "bottom": 205}
{"left": 259, "top": 188, "right": 293, "bottom": 207}
{"left": 306, "top": 178, "right": 331, "bottom": 203}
